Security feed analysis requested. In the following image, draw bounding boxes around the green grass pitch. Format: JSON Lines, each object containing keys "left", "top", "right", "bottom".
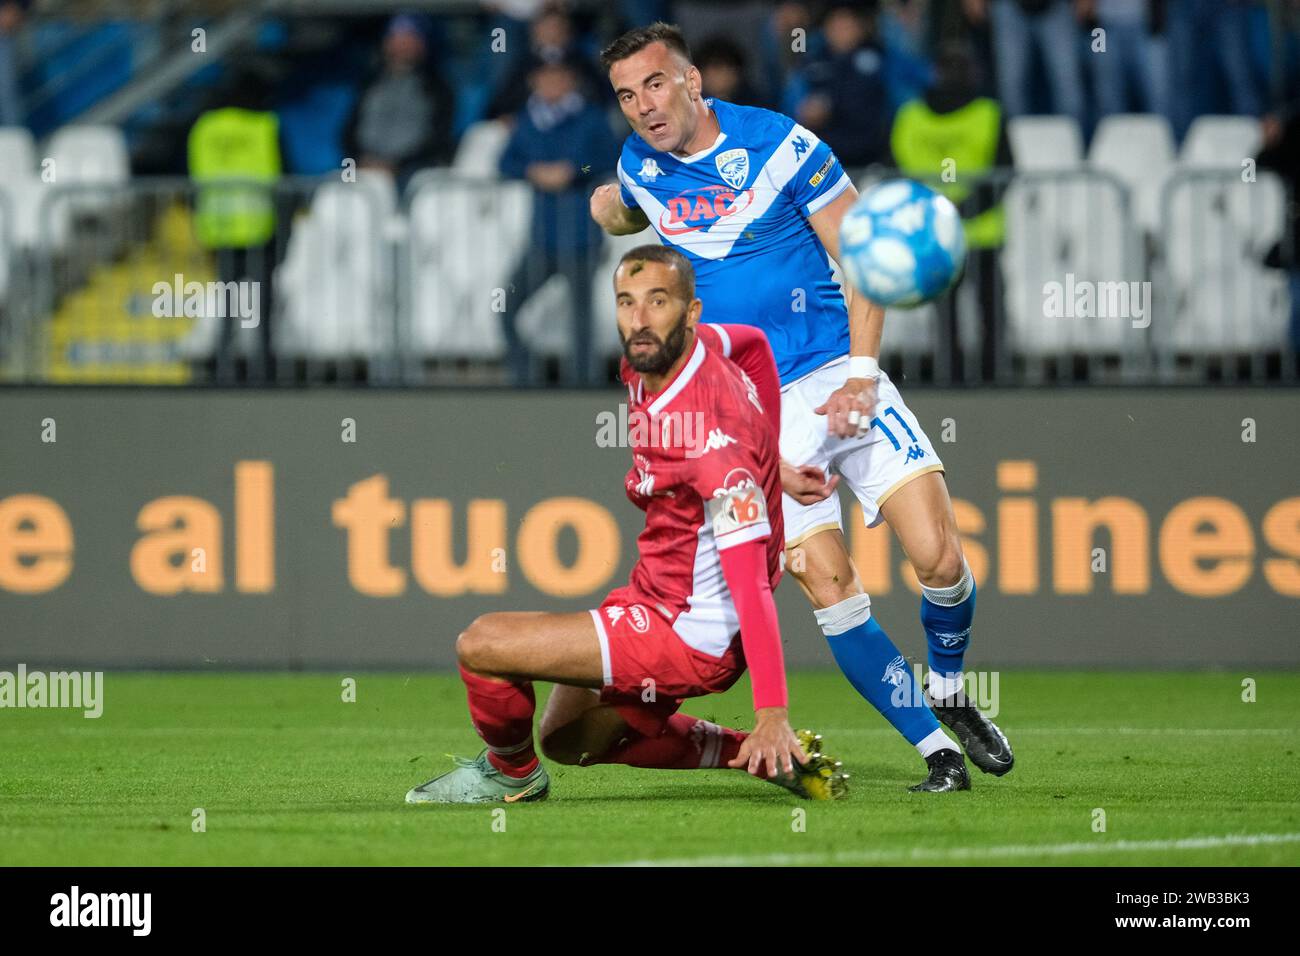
{"left": 2, "top": 671, "right": 1297, "bottom": 866}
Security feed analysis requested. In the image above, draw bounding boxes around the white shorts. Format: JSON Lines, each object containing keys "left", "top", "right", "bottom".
{"left": 780, "top": 357, "right": 944, "bottom": 547}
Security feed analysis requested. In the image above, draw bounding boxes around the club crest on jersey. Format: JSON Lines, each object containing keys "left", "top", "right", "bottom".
{"left": 638, "top": 157, "right": 663, "bottom": 182}
{"left": 715, "top": 148, "right": 750, "bottom": 190}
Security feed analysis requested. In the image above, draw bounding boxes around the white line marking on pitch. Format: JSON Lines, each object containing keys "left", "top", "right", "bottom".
{"left": 606, "top": 832, "right": 1300, "bottom": 867}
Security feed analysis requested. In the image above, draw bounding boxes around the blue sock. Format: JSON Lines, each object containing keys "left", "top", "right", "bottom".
{"left": 920, "top": 561, "right": 976, "bottom": 699}
{"left": 817, "top": 593, "right": 950, "bottom": 754}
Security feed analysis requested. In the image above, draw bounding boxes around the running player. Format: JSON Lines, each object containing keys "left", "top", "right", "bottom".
{"left": 406, "top": 245, "right": 847, "bottom": 804}
{"left": 590, "top": 22, "right": 1012, "bottom": 791}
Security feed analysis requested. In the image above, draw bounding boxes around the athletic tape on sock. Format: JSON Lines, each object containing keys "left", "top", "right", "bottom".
{"left": 813, "top": 592, "right": 873, "bottom": 636}
{"left": 921, "top": 559, "right": 973, "bottom": 607}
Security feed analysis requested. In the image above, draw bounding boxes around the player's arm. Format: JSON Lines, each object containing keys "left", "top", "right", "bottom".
{"left": 717, "top": 538, "right": 807, "bottom": 777}
{"left": 809, "top": 184, "right": 885, "bottom": 439}
{"left": 591, "top": 182, "right": 650, "bottom": 235}
{"left": 697, "top": 324, "right": 781, "bottom": 435}
{"left": 701, "top": 455, "right": 807, "bottom": 777}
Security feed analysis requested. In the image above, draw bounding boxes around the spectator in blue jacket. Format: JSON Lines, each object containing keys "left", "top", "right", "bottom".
{"left": 791, "top": 3, "right": 899, "bottom": 167}
{"left": 498, "top": 56, "right": 620, "bottom": 385}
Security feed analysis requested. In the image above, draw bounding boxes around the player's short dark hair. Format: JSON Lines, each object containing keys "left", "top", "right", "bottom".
{"left": 616, "top": 244, "right": 696, "bottom": 300}
{"left": 599, "top": 22, "right": 692, "bottom": 73}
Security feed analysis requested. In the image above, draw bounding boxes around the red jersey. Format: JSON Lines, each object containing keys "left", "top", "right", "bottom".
{"left": 611, "top": 323, "right": 784, "bottom": 660}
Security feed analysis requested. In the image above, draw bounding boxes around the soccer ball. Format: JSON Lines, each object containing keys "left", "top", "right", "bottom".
{"left": 837, "top": 179, "right": 967, "bottom": 307}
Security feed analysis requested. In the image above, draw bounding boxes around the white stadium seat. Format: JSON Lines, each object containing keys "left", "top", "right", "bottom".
{"left": 23, "top": 124, "right": 134, "bottom": 249}
{"left": 1007, "top": 115, "right": 1084, "bottom": 171}
{"left": 1000, "top": 173, "right": 1140, "bottom": 356}
{"left": 1181, "top": 115, "right": 1262, "bottom": 169}
{"left": 0, "top": 126, "right": 36, "bottom": 177}
{"left": 406, "top": 177, "right": 530, "bottom": 358}
{"left": 47, "top": 124, "right": 130, "bottom": 185}
{"left": 1089, "top": 114, "right": 1175, "bottom": 234}
{"left": 0, "top": 128, "right": 39, "bottom": 251}
{"left": 1158, "top": 169, "right": 1289, "bottom": 351}
{"left": 451, "top": 120, "right": 513, "bottom": 180}
{"left": 273, "top": 177, "right": 398, "bottom": 360}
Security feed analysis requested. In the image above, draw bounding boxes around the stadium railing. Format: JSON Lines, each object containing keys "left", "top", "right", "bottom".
{"left": 0, "top": 168, "right": 1293, "bottom": 387}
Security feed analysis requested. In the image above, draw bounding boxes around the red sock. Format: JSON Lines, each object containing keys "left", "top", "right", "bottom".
{"left": 598, "top": 713, "right": 746, "bottom": 769}
{"left": 459, "top": 664, "right": 538, "bottom": 778}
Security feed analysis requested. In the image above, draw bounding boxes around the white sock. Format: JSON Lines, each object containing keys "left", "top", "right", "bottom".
{"left": 928, "top": 670, "right": 964, "bottom": 701}
{"left": 916, "top": 727, "right": 959, "bottom": 758}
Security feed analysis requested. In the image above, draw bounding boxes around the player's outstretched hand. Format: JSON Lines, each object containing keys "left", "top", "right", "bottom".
{"left": 591, "top": 183, "right": 650, "bottom": 235}
{"left": 814, "top": 377, "right": 879, "bottom": 439}
{"left": 728, "top": 707, "right": 810, "bottom": 778}
{"left": 781, "top": 459, "right": 840, "bottom": 504}
{"left": 590, "top": 183, "right": 622, "bottom": 230}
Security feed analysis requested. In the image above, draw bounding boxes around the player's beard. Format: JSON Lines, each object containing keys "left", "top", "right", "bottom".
{"left": 621, "top": 312, "right": 689, "bottom": 376}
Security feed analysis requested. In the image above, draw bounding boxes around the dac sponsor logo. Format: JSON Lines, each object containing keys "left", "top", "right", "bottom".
{"left": 659, "top": 185, "right": 754, "bottom": 236}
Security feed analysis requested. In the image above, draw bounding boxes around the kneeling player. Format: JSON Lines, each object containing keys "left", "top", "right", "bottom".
{"left": 406, "top": 246, "right": 846, "bottom": 804}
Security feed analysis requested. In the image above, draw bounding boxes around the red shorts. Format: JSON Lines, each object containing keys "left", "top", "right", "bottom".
{"left": 589, "top": 597, "right": 746, "bottom": 737}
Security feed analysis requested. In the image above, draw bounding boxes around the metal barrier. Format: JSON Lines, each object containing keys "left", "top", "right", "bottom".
{"left": 0, "top": 175, "right": 403, "bottom": 385}
{"left": 0, "top": 168, "right": 1293, "bottom": 387}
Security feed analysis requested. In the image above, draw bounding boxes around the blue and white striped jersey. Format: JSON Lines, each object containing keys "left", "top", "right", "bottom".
{"left": 617, "top": 98, "right": 854, "bottom": 384}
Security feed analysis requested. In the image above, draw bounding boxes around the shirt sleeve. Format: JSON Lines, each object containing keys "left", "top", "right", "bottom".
{"left": 693, "top": 446, "right": 772, "bottom": 553}
{"left": 617, "top": 154, "right": 639, "bottom": 208}
{"left": 718, "top": 537, "right": 788, "bottom": 711}
{"left": 779, "top": 119, "right": 852, "bottom": 218}
{"left": 699, "top": 324, "right": 781, "bottom": 438}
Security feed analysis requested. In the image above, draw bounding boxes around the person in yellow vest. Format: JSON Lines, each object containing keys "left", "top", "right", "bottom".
{"left": 188, "top": 67, "right": 283, "bottom": 384}
{"left": 890, "top": 41, "right": 1011, "bottom": 382}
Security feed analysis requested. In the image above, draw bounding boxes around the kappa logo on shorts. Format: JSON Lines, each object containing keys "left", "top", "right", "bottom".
{"left": 627, "top": 605, "right": 651, "bottom": 634}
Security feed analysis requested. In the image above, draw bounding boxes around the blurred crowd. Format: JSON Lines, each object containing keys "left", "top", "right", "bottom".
{"left": 178, "top": 0, "right": 1300, "bottom": 381}
{"left": 4, "top": 0, "right": 1297, "bottom": 382}
{"left": 331, "top": 0, "right": 1299, "bottom": 180}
